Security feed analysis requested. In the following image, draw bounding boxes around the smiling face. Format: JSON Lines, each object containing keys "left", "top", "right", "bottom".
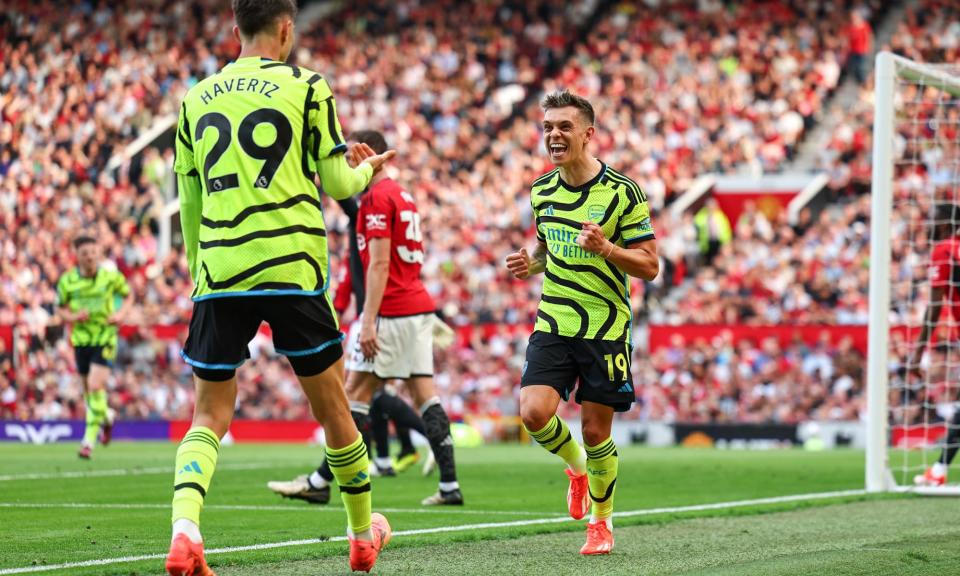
{"left": 542, "top": 106, "right": 594, "bottom": 168}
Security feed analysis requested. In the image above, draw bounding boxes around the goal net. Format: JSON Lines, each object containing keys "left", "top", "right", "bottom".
{"left": 868, "top": 52, "right": 960, "bottom": 494}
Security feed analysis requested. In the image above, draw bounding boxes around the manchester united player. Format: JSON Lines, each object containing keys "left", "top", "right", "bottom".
{"left": 272, "top": 130, "right": 463, "bottom": 505}
{"left": 913, "top": 204, "right": 960, "bottom": 487}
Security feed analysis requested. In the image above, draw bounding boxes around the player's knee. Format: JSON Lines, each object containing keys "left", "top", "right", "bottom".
{"left": 580, "top": 421, "right": 610, "bottom": 447}
{"left": 520, "top": 403, "right": 552, "bottom": 433}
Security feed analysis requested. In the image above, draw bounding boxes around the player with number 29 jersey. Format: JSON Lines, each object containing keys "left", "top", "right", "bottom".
{"left": 356, "top": 178, "right": 435, "bottom": 317}
{"left": 174, "top": 57, "right": 355, "bottom": 300}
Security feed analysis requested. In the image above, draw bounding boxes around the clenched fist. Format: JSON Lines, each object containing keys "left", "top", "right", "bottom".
{"left": 505, "top": 248, "right": 532, "bottom": 279}
{"left": 576, "top": 222, "right": 614, "bottom": 257}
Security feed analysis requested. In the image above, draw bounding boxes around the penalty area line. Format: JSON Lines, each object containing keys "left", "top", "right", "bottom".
{"left": 0, "top": 489, "right": 867, "bottom": 575}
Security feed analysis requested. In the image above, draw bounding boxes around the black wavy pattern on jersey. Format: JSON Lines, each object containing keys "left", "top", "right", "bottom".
{"left": 538, "top": 188, "right": 591, "bottom": 212}
{"left": 325, "top": 96, "right": 343, "bottom": 148}
{"left": 178, "top": 102, "right": 193, "bottom": 151}
{"left": 598, "top": 194, "right": 619, "bottom": 227}
{"left": 536, "top": 214, "right": 582, "bottom": 230}
{"left": 609, "top": 226, "right": 622, "bottom": 245}
{"left": 250, "top": 282, "right": 303, "bottom": 290}
{"left": 531, "top": 170, "right": 560, "bottom": 193}
{"left": 201, "top": 252, "right": 322, "bottom": 290}
{"left": 545, "top": 269, "right": 618, "bottom": 339}
{"left": 540, "top": 294, "right": 589, "bottom": 338}
{"left": 547, "top": 252, "right": 628, "bottom": 308}
{"left": 261, "top": 62, "right": 301, "bottom": 78}
{"left": 200, "top": 194, "right": 324, "bottom": 229}
{"left": 536, "top": 309, "right": 560, "bottom": 333}
{"left": 301, "top": 87, "right": 320, "bottom": 180}
{"left": 606, "top": 169, "right": 647, "bottom": 202}
{"left": 603, "top": 259, "right": 627, "bottom": 287}
{"left": 199, "top": 225, "right": 327, "bottom": 249}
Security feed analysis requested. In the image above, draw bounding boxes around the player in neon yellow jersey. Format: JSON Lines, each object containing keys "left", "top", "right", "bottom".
{"left": 57, "top": 235, "right": 132, "bottom": 460}
{"left": 506, "top": 89, "right": 659, "bottom": 556}
{"left": 167, "top": 1, "right": 394, "bottom": 573}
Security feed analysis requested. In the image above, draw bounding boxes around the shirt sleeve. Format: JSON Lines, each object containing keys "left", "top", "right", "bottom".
{"left": 930, "top": 243, "right": 952, "bottom": 290}
{"left": 173, "top": 101, "right": 197, "bottom": 176}
{"left": 316, "top": 153, "right": 373, "bottom": 200}
{"left": 56, "top": 276, "right": 69, "bottom": 307}
{"left": 307, "top": 78, "right": 348, "bottom": 163}
{"left": 619, "top": 182, "right": 656, "bottom": 245}
{"left": 113, "top": 271, "right": 131, "bottom": 297}
{"left": 362, "top": 189, "right": 393, "bottom": 240}
{"left": 532, "top": 194, "right": 545, "bottom": 243}
{"left": 178, "top": 171, "right": 204, "bottom": 280}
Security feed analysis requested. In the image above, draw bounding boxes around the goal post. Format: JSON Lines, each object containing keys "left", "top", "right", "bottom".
{"left": 868, "top": 52, "right": 960, "bottom": 493}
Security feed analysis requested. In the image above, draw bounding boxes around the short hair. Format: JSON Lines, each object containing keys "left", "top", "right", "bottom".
{"left": 349, "top": 130, "right": 388, "bottom": 155}
{"left": 935, "top": 203, "right": 960, "bottom": 237}
{"left": 540, "top": 89, "right": 595, "bottom": 126}
{"left": 232, "top": 0, "right": 297, "bottom": 39}
{"left": 73, "top": 235, "right": 96, "bottom": 249}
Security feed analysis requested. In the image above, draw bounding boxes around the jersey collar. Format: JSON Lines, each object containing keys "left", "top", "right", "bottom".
{"left": 557, "top": 162, "right": 607, "bottom": 193}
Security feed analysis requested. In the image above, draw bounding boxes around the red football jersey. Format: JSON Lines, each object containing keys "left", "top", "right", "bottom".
{"left": 929, "top": 237, "right": 960, "bottom": 339}
{"left": 356, "top": 178, "right": 435, "bottom": 317}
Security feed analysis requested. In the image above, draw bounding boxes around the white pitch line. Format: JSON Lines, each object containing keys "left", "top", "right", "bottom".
{"left": 0, "top": 489, "right": 868, "bottom": 575}
{"left": 0, "top": 502, "right": 559, "bottom": 517}
{"left": 0, "top": 462, "right": 301, "bottom": 482}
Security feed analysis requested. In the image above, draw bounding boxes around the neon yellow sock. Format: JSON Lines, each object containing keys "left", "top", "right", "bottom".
{"left": 527, "top": 415, "right": 586, "bottom": 474}
{"left": 172, "top": 426, "right": 220, "bottom": 526}
{"left": 326, "top": 434, "right": 372, "bottom": 534}
{"left": 585, "top": 437, "right": 618, "bottom": 521}
{"left": 83, "top": 390, "right": 107, "bottom": 447}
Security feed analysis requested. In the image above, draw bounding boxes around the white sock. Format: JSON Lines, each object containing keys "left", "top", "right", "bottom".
{"left": 308, "top": 471, "right": 329, "bottom": 490}
{"left": 589, "top": 515, "right": 613, "bottom": 530}
{"left": 172, "top": 518, "right": 202, "bottom": 544}
{"left": 375, "top": 457, "right": 392, "bottom": 469}
{"left": 348, "top": 527, "right": 373, "bottom": 542}
{"left": 439, "top": 481, "right": 460, "bottom": 492}
{"left": 569, "top": 447, "right": 587, "bottom": 476}
{"left": 349, "top": 401, "right": 370, "bottom": 415}
{"left": 933, "top": 462, "right": 948, "bottom": 477}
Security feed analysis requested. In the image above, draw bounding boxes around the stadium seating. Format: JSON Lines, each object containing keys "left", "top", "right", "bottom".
{"left": 0, "top": 0, "right": 937, "bottom": 424}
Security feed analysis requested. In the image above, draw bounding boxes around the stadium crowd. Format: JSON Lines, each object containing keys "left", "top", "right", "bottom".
{"left": 0, "top": 0, "right": 943, "bottom": 426}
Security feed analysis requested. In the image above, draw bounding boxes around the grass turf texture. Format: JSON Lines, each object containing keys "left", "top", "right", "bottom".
{"left": 0, "top": 442, "right": 954, "bottom": 575}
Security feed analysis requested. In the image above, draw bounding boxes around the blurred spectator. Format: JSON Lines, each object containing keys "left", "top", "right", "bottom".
{"left": 694, "top": 198, "right": 732, "bottom": 266}
{"left": 845, "top": 9, "right": 873, "bottom": 84}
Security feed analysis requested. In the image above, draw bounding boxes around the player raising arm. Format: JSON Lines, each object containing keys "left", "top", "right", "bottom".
{"left": 505, "top": 89, "right": 658, "bottom": 556}
{"left": 167, "top": 1, "right": 394, "bottom": 574}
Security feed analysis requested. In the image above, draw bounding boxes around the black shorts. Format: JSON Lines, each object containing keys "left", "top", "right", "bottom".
{"left": 181, "top": 295, "right": 344, "bottom": 379}
{"left": 74, "top": 345, "right": 115, "bottom": 376}
{"left": 520, "top": 331, "right": 635, "bottom": 412}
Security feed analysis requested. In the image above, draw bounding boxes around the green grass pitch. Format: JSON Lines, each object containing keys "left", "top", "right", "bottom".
{"left": 1, "top": 442, "right": 959, "bottom": 575}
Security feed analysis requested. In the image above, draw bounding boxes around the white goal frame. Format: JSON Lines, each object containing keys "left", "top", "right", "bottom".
{"left": 867, "top": 51, "right": 960, "bottom": 494}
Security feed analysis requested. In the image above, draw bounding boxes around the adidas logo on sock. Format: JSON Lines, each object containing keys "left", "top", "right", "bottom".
{"left": 348, "top": 471, "right": 368, "bottom": 485}
{"left": 178, "top": 461, "right": 203, "bottom": 475}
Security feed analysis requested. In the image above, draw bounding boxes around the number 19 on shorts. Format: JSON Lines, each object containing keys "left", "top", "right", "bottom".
{"left": 604, "top": 352, "right": 629, "bottom": 382}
